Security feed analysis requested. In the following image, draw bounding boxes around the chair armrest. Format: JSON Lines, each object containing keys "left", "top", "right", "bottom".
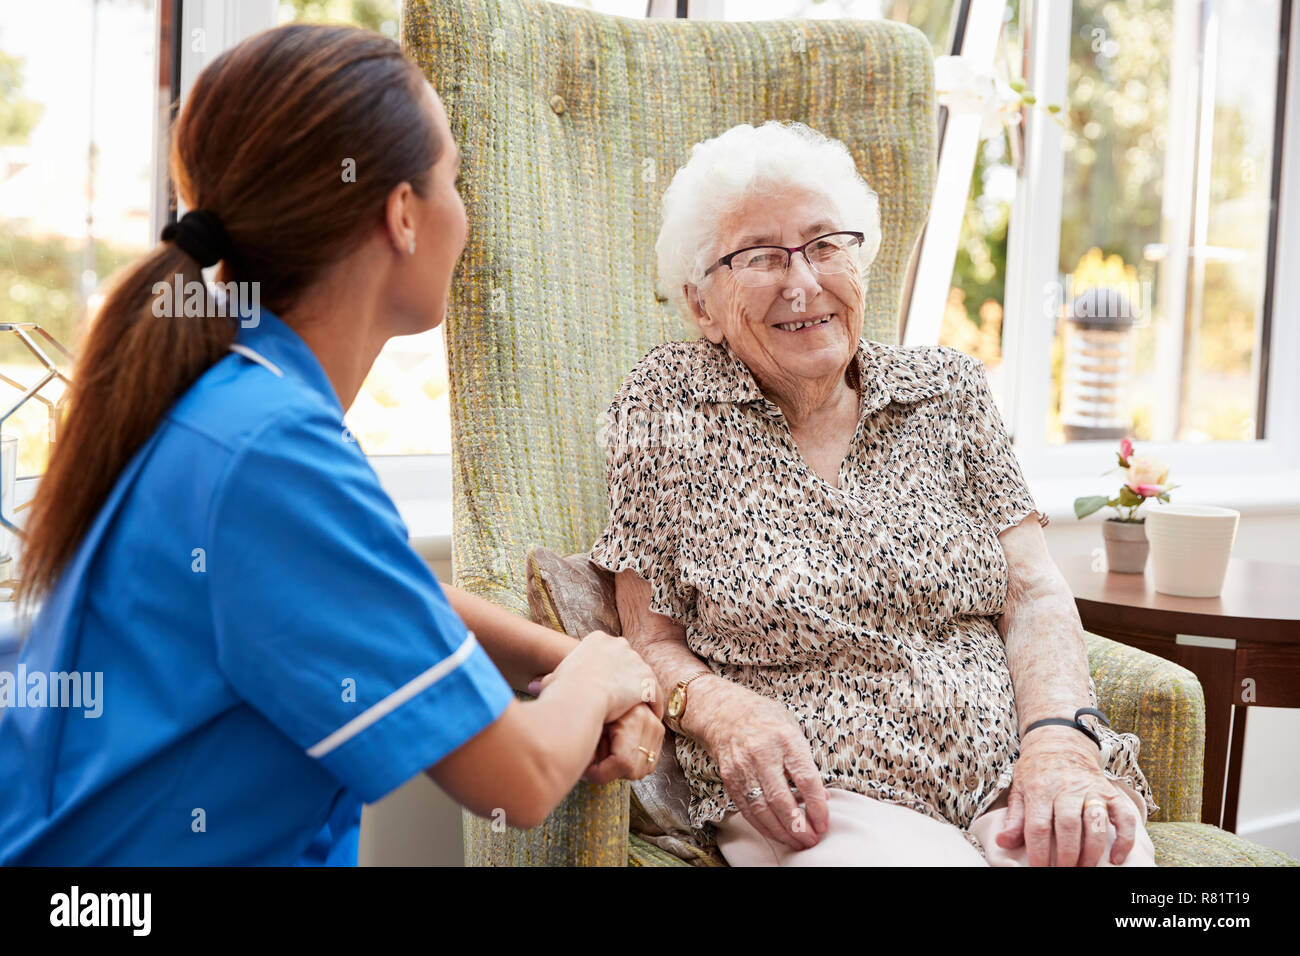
{"left": 1084, "top": 631, "right": 1205, "bottom": 823}
{"left": 461, "top": 747, "right": 631, "bottom": 866}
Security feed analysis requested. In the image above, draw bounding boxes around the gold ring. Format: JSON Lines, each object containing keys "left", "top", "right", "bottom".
{"left": 1084, "top": 798, "right": 1108, "bottom": 811}
{"left": 637, "top": 746, "right": 657, "bottom": 763}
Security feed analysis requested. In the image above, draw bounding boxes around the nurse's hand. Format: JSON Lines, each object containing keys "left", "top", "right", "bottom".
{"left": 581, "top": 703, "right": 665, "bottom": 784}
{"left": 534, "top": 630, "right": 664, "bottom": 724}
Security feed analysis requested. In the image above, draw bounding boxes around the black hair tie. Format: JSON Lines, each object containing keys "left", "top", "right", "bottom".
{"left": 160, "top": 209, "right": 233, "bottom": 268}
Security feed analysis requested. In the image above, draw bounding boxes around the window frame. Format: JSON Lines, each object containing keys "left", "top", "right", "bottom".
{"left": 1001, "top": 0, "right": 1300, "bottom": 510}
{"left": 900, "top": 0, "right": 1010, "bottom": 347}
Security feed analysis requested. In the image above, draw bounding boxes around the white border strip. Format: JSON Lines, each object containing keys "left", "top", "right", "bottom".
{"left": 904, "top": 0, "right": 1010, "bottom": 347}
{"left": 228, "top": 343, "right": 285, "bottom": 379}
{"left": 306, "top": 630, "right": 481, "bottom": 759}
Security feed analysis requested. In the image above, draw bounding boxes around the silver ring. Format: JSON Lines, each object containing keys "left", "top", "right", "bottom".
{"left": 745, "top": 786, "right": 764, "bottom": 802}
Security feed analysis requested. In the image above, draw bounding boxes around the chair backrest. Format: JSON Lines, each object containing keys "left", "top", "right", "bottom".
{"left": 405, "top": 0, "right": 937, "bottom": 614}
{"left": 404, "top": 0, "right": 936, "bottom": 865}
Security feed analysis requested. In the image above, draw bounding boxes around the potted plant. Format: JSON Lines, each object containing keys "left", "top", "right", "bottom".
{"left": 1074, "top": 438, "right": 1180, "bottom": 573}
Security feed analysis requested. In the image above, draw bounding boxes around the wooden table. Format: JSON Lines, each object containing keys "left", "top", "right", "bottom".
{"left": 1058, "top": 554, "right": 1300, "bottom": 833}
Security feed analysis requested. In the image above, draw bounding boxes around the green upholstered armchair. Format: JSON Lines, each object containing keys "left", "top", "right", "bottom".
{"left": 403, "top": 0, "right": 1295, "bottom": 867}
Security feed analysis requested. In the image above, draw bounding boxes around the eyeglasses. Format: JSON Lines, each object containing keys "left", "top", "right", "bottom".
{"left": 702, "top": 231, "right": 866, "bottom": 288}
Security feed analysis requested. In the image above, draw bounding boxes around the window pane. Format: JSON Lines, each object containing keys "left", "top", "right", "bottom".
{"left": 0, "top": 0, "right": 154, "bottom": 476}
{"left": 1051, "top": 0, "right": 1283, "bottom": 446}
{"left": 1185, "top": 0, "right": 1279, "bottom": 444}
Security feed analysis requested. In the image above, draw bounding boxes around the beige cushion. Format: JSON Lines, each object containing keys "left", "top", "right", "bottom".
{"left": 524, "top": 546, "right": 621, "bottom": 638}
{"left": 523, "top": 546, "right": 726, "bottom": 865}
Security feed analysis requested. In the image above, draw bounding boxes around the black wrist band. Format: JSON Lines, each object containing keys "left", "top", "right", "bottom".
{"left": 1023, "top": 707, "right": 1110, "bottom": 749}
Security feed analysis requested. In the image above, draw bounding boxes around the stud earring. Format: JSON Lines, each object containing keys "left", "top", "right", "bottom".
{"left": 408, "top": 239, "right": 416, "bottom": 255}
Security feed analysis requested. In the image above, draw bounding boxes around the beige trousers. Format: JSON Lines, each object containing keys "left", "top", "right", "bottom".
{"left": 714, "top": 785, "right": 1157, "bottom": 867}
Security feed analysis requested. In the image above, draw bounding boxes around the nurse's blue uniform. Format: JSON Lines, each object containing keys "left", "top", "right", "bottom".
{"left": 0, "top": 307, "right": 514, "bottom": 865}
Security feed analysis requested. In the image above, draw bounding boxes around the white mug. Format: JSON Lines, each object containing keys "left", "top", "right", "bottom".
{"left": 1144, "top": 504, "right": 1239, "bottom": 598}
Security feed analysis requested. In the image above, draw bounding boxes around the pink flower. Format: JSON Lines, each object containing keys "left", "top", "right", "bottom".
{"left": 1118, "top": 437, "right": 1133, "bottom": 465}
{"left": 1125, "top": 456, "right": 1170, "bottom": 498}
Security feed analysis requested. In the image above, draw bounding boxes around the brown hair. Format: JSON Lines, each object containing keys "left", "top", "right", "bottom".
{"left": 17, "top": 23, "right": 441, "bottom": 609}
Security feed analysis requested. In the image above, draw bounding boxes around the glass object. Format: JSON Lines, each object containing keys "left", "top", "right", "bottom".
{"left": 1060, "top": 286, "right": 1139, "bottom": 441}
{"left": 703, "top": 231, "right": 866, "bottom": 287}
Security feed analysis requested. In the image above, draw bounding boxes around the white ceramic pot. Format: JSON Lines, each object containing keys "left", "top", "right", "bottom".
{"left": 1144, "top": 504, "right": 1240, "bottom": 598}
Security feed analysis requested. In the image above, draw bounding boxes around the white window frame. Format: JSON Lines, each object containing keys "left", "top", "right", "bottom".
{"left": 1002, "top": 0, "right": 1300, "bottom": 516}
{"left": 902, "top": 0, "right": 1009, "bottom": 347}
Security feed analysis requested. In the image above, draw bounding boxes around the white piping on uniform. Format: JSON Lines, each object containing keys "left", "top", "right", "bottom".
{"left": 228, "top": 343, "right": 285, "bottom": 378}
{"left": 305, "top": 630, "right": 481, "bottom": 759}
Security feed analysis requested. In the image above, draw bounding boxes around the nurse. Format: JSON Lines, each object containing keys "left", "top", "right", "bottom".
{"left": 0, "top": 23, "right": 662, "bottom": 865}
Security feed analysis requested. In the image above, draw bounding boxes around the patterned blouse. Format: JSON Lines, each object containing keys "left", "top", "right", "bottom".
{"left": 589, "top": 335, "right": 1159, "bottom": 855}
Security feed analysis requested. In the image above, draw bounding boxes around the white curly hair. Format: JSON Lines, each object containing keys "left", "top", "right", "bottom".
{"left": 654, "top": 120, "right": 882, "bottom": 319}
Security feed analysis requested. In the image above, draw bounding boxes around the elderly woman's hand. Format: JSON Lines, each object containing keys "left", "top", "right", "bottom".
{"left": 994, "top": 726, "right": 1144, "bottom": 866}
{"left": 687, "top": 677, "right": 831, "bottom": 851}
{"left": 581, "top": 703, "right": 666, "bottom": 784}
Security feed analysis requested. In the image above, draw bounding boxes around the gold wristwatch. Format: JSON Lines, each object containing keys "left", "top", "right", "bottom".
{"left": 664, "top": 671, "right": 713, "bottom": 735}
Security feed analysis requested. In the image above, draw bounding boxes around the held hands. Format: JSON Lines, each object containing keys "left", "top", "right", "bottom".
{"left": 528, "top": 630, "right": 665, "bottom": 783}
{"left": 533, "top": 629, "right": 663, "bottom": 722}
{"left": 690, "top": 679, "right": 830, "bottom": 851}
{"left": 581, "top": 703, "right": 664, "bottom": 784}
{"left": 996, "top": 725, "right": 1143, "bottom": 866}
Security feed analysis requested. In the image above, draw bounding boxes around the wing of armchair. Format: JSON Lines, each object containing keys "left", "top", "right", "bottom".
{"left": 1084, "top": 632, "right": 1295, "bottom": 865}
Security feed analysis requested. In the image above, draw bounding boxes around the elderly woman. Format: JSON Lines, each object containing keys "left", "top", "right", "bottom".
{"left": 589, "top": 121, "right": 1159, "bottom": 867}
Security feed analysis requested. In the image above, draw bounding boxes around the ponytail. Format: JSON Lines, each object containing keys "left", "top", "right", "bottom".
{"left": 16, "top": 244, "right": 236, "bottom": 612}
